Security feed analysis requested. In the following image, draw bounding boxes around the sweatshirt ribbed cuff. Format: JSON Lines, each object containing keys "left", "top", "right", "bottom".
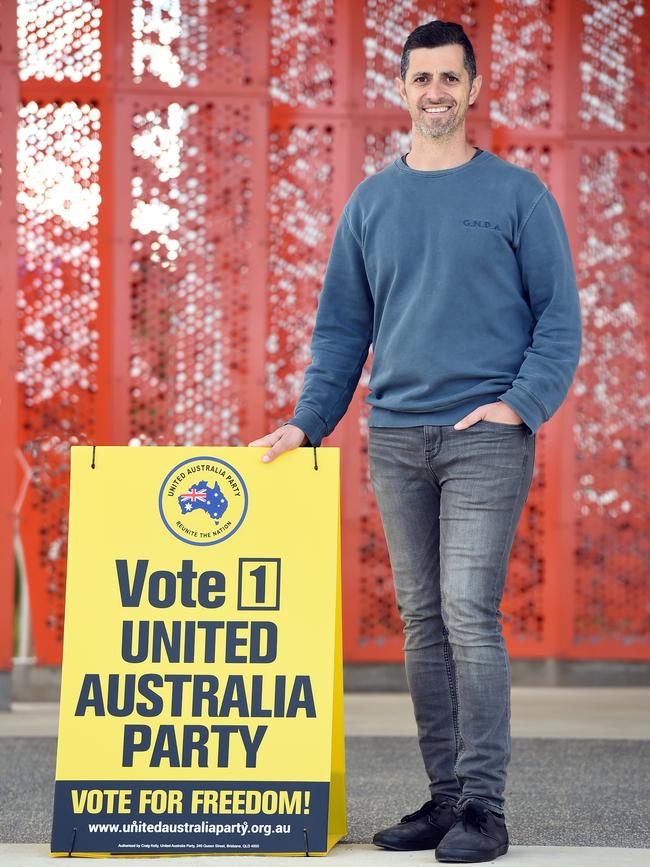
{"left": 498, "top": 386, "right": 547, "bottom": 435}
{"left": 285, "top": 407, "right": 327, "bottom": 448}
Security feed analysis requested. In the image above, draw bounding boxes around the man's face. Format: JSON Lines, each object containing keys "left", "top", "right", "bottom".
{"left": 396, "top": 44, "right": 482, "bottom": 140}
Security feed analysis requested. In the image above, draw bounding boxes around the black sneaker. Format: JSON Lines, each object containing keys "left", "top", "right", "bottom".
{"left": 372, "top": 795, "right": 459, "bottom": 851}
{"left": 435, "top": 800, "right": 509, "bottom": 863}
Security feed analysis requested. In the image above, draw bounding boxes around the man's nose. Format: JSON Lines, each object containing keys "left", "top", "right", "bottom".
{"left": 423, "top": 80, "right": 450, "bottom": 103}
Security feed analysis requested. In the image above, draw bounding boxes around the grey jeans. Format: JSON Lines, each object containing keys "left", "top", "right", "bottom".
{"left": 368, "top": 421, "right": 536, "bottom": 815}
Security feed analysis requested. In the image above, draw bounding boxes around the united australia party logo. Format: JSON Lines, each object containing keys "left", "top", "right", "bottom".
{"left": 159, "top": 456, "right": 248, "bottom": 546}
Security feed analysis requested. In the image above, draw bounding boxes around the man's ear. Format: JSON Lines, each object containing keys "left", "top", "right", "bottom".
{"left": 395, "top": 76, "right": 407, "bottom": 105}
{"left": 468, "top": 73, "right": 483, "bottom": 106}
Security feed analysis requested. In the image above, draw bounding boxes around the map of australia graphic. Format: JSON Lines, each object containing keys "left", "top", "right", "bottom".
{"left": 178, "top": 482, "right": 228, "bottom": 524}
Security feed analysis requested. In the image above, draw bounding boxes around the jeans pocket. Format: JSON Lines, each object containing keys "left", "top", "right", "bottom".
{"left": 475, "top": 419, "right": 524, "bottom": 430}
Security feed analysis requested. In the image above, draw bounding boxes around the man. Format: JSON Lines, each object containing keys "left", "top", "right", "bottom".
{"left": 249, "top": 20, "right": 582, "bottom": 865}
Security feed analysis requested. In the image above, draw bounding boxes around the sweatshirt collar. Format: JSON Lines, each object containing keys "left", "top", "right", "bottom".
{"left": 394, "top": 149, "right": 491, "bottom": 178}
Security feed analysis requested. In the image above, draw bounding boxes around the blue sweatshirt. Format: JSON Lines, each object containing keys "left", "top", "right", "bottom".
{"left": 288, "top": 149, "right": 582, "bottom": 446}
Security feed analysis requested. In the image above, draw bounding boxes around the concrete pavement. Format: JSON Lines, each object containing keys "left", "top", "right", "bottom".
{"left": 344, "top": 688, "right": 650, "bottom": 739}
{"left": 2, "top": 842, "right": 650, "bottom": 865}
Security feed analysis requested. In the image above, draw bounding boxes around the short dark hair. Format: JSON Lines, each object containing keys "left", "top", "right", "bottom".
{"left": 400, "top": 20, "right": 476, "bottom": 84}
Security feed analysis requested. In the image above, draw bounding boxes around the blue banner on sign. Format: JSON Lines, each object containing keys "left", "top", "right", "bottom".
{"left": 51, "top": 780, "right": 329, "bottom": 854}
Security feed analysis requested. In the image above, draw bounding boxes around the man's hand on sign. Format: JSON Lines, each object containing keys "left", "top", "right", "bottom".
{"left": 453, "top": 400, "right": 524, "bottom": 430}
{"left": 248, "top": 423, "right": 308, "bottom": 463}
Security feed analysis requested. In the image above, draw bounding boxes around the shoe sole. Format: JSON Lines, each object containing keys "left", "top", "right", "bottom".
{"left": 435, "top": 842, "right": 509, "bottom": 862}
{"left": 373, "top": 839, "right": 439, "bottom": 852}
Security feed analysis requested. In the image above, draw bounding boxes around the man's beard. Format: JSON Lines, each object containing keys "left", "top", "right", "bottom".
{"left": 413, "top": 104, "right": 465, "bottom": 140}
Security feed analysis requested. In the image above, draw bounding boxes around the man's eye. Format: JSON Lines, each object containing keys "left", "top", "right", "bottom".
{"left": 446, "top": 75, "right": 459, "bottom": 82}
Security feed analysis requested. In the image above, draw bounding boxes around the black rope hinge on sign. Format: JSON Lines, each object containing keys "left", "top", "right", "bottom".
{"left": 312, "top": 446, "right": 318, "bottom": 471}
{"left": 68, "top": 826, "right": 77, "bottom": 856}
{"left": 91, "top": 445, "right": 96, "bottom": 469}
{"left": 303, "top": 827, "right": 310, "bottom": 856}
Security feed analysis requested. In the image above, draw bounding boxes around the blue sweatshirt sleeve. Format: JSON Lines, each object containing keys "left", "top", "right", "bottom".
{"left": 286, "top": 208, "right": 374, "bottom": 447}
{"left": 498, "top": 189, "right": 582, "bottom": 434}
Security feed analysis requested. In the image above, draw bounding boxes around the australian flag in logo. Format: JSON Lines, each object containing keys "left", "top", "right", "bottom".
{"left": 178, "top": 482, "right": 228, "bottom": 524}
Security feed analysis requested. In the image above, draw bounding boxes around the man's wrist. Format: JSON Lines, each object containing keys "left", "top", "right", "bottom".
{"left": 282, "top": 422, "right": 311, "bottom": 447}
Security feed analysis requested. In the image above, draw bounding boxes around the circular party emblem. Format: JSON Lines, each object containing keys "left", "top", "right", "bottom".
{"left": 158, "top": 456, "right": 248, "bottom": 546}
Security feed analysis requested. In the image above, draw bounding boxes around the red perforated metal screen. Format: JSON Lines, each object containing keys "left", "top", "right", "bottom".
{"left": 2, "top": 0, "right": 648, "bottom": 670}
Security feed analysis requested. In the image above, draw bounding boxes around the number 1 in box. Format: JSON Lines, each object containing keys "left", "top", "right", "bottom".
{"left": 238, "top": 558, "right": 281, "bottom": 610}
